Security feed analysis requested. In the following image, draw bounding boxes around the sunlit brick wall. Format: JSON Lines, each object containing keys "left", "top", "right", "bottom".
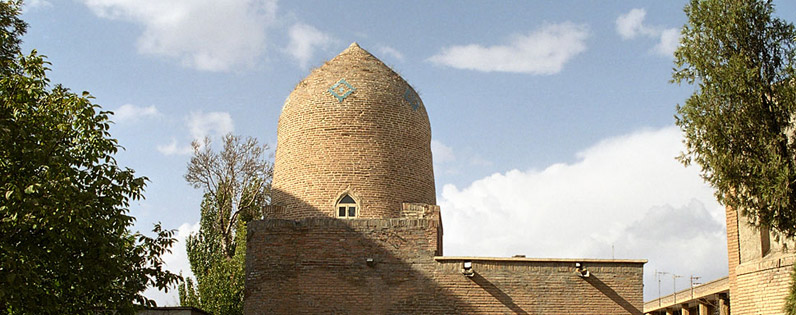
{"left": 271, "top": 43, "right": 435, "bottom": 220}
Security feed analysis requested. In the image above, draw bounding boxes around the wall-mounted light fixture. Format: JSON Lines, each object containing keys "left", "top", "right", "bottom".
{"left": 462, "top": 261, "right": 474, "bottom": 277}
{"left": 575, "top": 262, "right": 590, "bottom": 278}
{"left": 366, "top": 258, "right": 375, "bottom": 267}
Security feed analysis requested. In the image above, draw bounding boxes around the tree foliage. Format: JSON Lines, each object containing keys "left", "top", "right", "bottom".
{"left": 674, "top": 0, "right": 796, "bottom": 237}
{"left": 184, "top": 135, "right": 271, "bottom": 257}
{"left": 179, "top": 134, "right": 272, "bottom": 315}
{"left": 0, "top": 0, "right": 25, "bottom": 75}
{"left": 0, "top": 1, "right": 179, "bottom": 313}
{"left": 788, "top": 263, "right": 796, "bottom": 314}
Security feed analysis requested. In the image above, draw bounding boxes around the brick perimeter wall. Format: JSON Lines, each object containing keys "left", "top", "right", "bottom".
{"left": 244, "top": 217, "right": 644, "bottom": 314}
{"left": 732, "top": 255, "right": 794, "bottom": 314}
{"left": 434, "top": 260, "right": 644, "bottom": 314}
{"left": 244, "top": 217, "right": 447, "bottom": 314}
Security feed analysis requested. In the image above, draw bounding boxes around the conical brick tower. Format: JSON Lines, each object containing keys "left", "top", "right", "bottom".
{"left": 271, "top": 42, "right": 436, "bottom": 219}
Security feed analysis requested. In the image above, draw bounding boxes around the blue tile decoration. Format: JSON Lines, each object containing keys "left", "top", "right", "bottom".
{"left": 329, "top": 79, "right": 355, "bottom": 102}
{"left": 403, "top": 87, "right": 419, "bottom": 111}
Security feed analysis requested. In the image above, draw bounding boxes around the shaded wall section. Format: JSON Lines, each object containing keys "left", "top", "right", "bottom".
{"left": 244, "top": 214, "right": 455, "bottom": 314}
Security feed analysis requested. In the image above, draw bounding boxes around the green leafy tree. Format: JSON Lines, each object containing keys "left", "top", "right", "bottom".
{"left": 0, "top": 0, "right": 25, "bottom": 75}
{"left": 0, "top": 1, "right": 180, "bottom": 313}
{"left": 672, "top": 1, "right": 796, "bottom": 313}
{"left": 179, "top": 135, "right": 271, "bottom": 315}
{"left": 674, "top": 0, "right": 796, "bottom": 235}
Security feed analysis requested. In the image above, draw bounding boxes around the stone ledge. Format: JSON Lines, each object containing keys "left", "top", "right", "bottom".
{"left": 736, "top": 253, "right": 796, "bottom": 275}
{"left": 434, "top": 256, "right": 647, "bottom": 264}
{"left": 253, "top": 217, "right": 439, "bottom": 229}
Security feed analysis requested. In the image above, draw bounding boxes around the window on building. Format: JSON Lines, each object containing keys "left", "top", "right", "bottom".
{"left": 337, "top": 194, "right": 357, "bottom": 218}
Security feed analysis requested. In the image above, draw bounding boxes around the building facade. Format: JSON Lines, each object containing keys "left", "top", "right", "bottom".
{"left": 725, "top": 205, "right": 795, "bottom": 314}
{"left": 244, "top": 43, "right": 646, "bottom": 314}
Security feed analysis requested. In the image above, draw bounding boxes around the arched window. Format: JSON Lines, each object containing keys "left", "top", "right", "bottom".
{"left": 337, "top": 194, "right": 357, "bottom": 218}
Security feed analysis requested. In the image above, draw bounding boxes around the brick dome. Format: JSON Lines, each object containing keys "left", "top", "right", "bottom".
{"left": 271, "top": 43, "right": 436, "bottom": 219}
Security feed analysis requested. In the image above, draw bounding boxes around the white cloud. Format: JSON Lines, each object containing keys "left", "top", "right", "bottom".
{"left": 156, "top": 137, "right": 193, "bottom": 156}
{"left": 439, "top": 125, "right": 726, "bottom": 300}
{"left": 616, "top": 8, "right": 680, "bottom": 57}
{"left": 431, "top": 140, "right": 456, "bottom": 163}
{"left": 469, "top": 155, "right": 493, "bottom": 167}
{"left": 81, "top": 0, "right": 277, "bottom": 72}
{"left": 377, "top": 45, "right": 404, "bottom": 61}
{"left": 285, "top": 23, "right": 334, "bottom": 69}
{"left": 654, "top": 28, "right": 681, "bottom": 56}
{"left": 113, "top": 104, "right": 160, "bottom": 123}
{"left": 619, "top": 200, "right": 727, "bottom": 300}
{"left": 144, "top": 222, "right": 199, "bottom": 306}
{"left": 428, "top": 22, "right": 589, "bottom": 75}
{"left": 431, "top": 140, "right": 493, "bottom": 175}
{"left": 186, "top": 111, "right": 234, "bottom": 141}
{"left": 616, "top": 8, "right": 654, "bottom": 39}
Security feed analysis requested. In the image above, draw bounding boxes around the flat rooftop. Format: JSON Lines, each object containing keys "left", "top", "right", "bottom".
{"left": 435, "top": 256, "right": 648, "bottom": 264}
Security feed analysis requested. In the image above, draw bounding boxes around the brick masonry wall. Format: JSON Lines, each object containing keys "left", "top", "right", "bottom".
{"left": 732, "top": 255, "right": 794, "bottom": 314}
{"left": 244, "top": 216, "right": 645, "bottom": 314}
{"left": 726, "top": 205, "right": 740, "bottom": 305}
{"left": 244, "top": 217, "right": 449, "bottom": 314}
{"left": 727, "top": 203, "right": 796, "bottom": 315}
{"left": 271, "top": 43, "right": 435, "bottom": 220}
{"left": 434, "top": 259, "right": 645, "bottom": 314}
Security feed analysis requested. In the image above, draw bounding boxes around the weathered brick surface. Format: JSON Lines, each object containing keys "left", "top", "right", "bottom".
{"left": 271, "top": 43, "right": 435, "bottom": 219}
{"left": 726, "top": 203, "right": 796, "bottom": 314}
{"left": 726, "top": 205, "right": 740, "bottom": 305}
{"left": 434, "top": 259, "right": 644, "bottom": 314}
{"left": 244, "top": 215, "right": 645, "bottom": 314}
{"left": 731, "top": 254, "right": 794, "bottom": 314}
{"left": 244, "top": 216, "right": 450, "bottom": 314}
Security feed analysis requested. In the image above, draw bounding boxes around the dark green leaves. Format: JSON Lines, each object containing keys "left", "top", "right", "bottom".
{"left": 674, "top": 0, "right": 796, "bottom": 236}
{"left": 0, "top": 2, "right": 179, "bottom": 313}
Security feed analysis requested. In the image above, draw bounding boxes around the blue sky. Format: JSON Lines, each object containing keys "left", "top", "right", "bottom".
{"left": 19, "top": 0, "right": 796, "bottom": 304}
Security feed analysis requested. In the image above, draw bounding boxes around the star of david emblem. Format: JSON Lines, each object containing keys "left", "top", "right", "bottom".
{"left": 403, "top": 87, "right": 419, "bottom": 111}
{"left": 328, "top": 79, "right": 355, "bottom": 102}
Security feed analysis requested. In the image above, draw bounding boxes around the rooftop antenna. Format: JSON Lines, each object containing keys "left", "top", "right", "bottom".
{"left": 672, "top": 274, "right": 683, "bottom": 303}
{"left": 690, "top": 275, "right": 702, "bottom": 299}
{"left": 656, "top": 270, "right": 669, "bottom": 307}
